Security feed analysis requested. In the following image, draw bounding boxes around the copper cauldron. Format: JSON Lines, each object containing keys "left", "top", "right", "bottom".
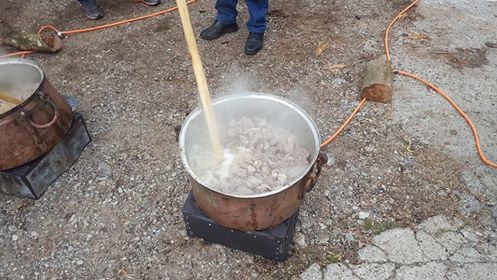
{"left": 0, "top": 59, "right": 73, "bottom": 170}
{"left": 179, "top": 94, "right": 326, "bottom": 231}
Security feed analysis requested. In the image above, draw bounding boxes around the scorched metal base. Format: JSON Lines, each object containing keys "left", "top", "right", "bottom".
{"left": 0, "top": 112, "right": 91, "bottom": 199}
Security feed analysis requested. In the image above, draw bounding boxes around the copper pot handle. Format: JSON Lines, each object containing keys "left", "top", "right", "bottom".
{"left": 25, "top": 98, "right": 59, "bottom": 129}
{"left": 303, "top": 153, "right": 328, "bottom": 193}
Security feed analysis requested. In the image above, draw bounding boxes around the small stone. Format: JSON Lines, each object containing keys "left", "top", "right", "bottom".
{"left": 111, "top": 200, "right": 119, "bottom": 206}
{"left": 8, "top": 225, "right": 17, "bottom": 232}
{"left": 332, "top": 78, "right": 347, "bottom": 87}
{"left": 300, "top": 263, "right": 323, "bottom": 280}
{"left": 358, "top": 211, "right": 370, "bottom": 220}
{"left": 12, "top": 234, "right": 18, "bottom": 241}
{"left": 344, "top": 232, "right": 355, "bottom": 242}
{"left": 454, "top": 192, "right": 483, "bottom": 216}
{"left": 485, "top": 42, "right": 497, "bottom": 48}
{"left": 76, "top": 260, "right": 84, "bottom": 265}
{"left": 327, "top": 156, "right": 335, "bottom": 166}
{"left": 98, "top": 162, "right": 112, "bottom": 177}
{"left": 30, "top": 231, "right": 38, "bottom": 238}
{"left": 294, "top": 232, "right": 307, "bottom": 248}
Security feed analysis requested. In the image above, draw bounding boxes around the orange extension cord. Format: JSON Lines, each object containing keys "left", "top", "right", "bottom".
{"left": 36, "top": 0, "right": 197, "bottom": 37}
{"left": 0, "top": 0, "right": 197, "bottom": 60}
{"left": 320, "top": 0, "right": 496, "bottom": 168}
{"left": 0, "top": 0, "right": 494, "bottom": 168}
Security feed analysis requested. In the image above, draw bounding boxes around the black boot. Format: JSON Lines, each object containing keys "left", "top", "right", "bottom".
{"left": 245, "top": 32, "right": 264, "bottom": 55}
{"left": 200, "top": 21, "right": 239, "bottom": 40}
{"left": 77, "top": 0, "right": 104, "bottom": 20}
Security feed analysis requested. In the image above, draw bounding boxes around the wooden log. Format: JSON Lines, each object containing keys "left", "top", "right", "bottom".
{"left": 0, "top": 19, "right": 61, "bottom": 53}
{"left": 360, "top": 55, "right": 393, "bottom": 103}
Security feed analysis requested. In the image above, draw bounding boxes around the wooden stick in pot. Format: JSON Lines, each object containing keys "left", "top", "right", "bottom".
{"left": 176, "top": 0, "right": 224, "bottom": 161}
{"left": 0, "top": 91, "right": 22, "bottom": 105}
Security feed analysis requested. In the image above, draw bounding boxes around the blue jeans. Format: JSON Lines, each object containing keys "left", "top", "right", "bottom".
{"left": 215, "top": 0, "right": 269, "bottom": 33}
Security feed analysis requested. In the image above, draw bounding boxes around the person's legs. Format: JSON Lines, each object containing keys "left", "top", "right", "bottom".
{"left": 215, "top": 0, "right": 239, "bottom": 24}
{"left": 244, "top": 0, "right": 268, "bottom": 55}
{"left": 201, "top": 0, "right": 239, "bottom": 40}
{"left": 246, "top": 0, "right": 268, "bottom": 33}
{"left": 77, "top": 0, "right": 104, "bottom": 20}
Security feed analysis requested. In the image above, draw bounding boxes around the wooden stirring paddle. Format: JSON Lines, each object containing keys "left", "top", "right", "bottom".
{"left": 175, "top": 0, "right": 224, "bottom": 161}
{"left": 0, "top": 91, "right": 22, "bottom": 105}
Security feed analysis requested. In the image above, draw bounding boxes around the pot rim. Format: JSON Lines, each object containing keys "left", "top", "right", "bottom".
{"left": 178, "top": 93, "right": 321, "bottom": 199}
{"left": 0, "top": 58, "right": 44, "bottom": 118}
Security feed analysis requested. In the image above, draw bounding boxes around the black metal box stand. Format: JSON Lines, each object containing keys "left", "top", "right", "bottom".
{"left": 182, "top": 192, "right": 299, "bottom": 261}
{"left": 0, "top": 112, "right": 91, "bottom": 199}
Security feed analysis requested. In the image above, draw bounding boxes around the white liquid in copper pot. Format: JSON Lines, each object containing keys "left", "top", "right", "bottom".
{"left": 189, "top": 116, "right": 310, "bottom": 196}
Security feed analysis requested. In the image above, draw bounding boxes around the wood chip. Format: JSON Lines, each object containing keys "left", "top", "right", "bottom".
{"left": 315, "top": 42, "right": 329, "bottom": 57}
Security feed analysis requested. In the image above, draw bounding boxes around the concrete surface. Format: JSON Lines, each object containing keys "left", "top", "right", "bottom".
{"left": 300, "top": 215, "right": 497, "bottom": 280}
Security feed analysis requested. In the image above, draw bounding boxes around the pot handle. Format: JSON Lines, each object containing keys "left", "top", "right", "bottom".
{"left": 25, "top": 98, "right": 59, "bottom": 129}
{"left": 302, "top": 153, "right": 328, "bottom": 195}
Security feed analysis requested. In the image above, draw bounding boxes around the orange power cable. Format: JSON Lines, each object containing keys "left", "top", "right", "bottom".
{"left": 397, "top": 71, "right": 497, "bottom": 168}
{"left": 0, "top": 51, "right": 35, "bottom": 59}
{"left": 320, "top": 98, "right": 367, "bottom": 148}
{"left": 384, "top": 0, "right": 496, "bottom": 168}
{"left": 40, "top": 0, "right": 197, "bottom": 36}
{"left": 1, "top": 0, "right": 198, "bottom": 60}
{"left": 384, "top": 0, "right": 420, "bottom": 62}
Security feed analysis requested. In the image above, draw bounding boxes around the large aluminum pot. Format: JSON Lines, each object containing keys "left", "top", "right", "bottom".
{"left": 179, "top": 94, "right": 326, "bottom": 231}
{"left": 0, "top": 58, "right": 73, "bottom": 170}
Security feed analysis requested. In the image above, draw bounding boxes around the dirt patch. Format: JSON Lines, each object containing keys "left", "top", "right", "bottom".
{"left": 432, "top": 48, "right": 488, "bottom": 69}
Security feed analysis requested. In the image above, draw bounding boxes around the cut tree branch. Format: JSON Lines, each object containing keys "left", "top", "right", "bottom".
{"left": 0, "top": 19, "right": 61, "bottom": 53}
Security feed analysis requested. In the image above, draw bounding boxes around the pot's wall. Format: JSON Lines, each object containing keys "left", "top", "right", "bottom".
{"left": 0, "top": 79, "right": 73, "bottom": 170}
{"left": 190, "top": 172, "right": 310, "bottom": 231}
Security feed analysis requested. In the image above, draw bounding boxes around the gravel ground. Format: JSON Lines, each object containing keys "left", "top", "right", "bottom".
{"left": 1, "top": 0, "right": 496, "bottom": 279}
